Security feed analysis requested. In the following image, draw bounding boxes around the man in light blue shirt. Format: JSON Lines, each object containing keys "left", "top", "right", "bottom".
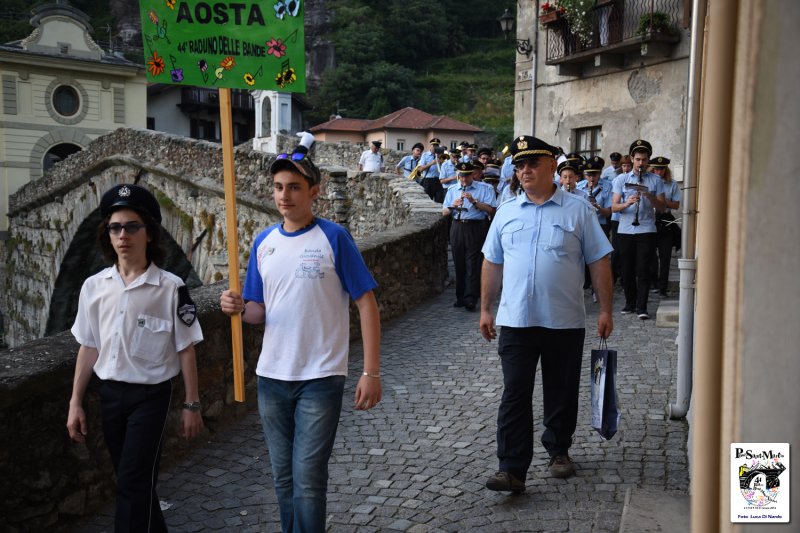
{"left": 439, "top": 149, "right": 459, "bottom": 191}
{"left": 395, "top": 142, "right": 424, "bottom": 179}
{"left": 418, "top": 138, "right": 442, "bottom": 201}
{"left": 442, "top": 161, "right": 498, "bottom": 312}
{"left": 498, "top": 150, "right": 514, "bottom": 193}
{"left": 611, "top": 140, "right": 665, "bottom": 319}
{"left": 601, "top": 151, "right": 622, "bottom": 184}
{"left": 480, "top": 135, "right": 613, "bottom": 494}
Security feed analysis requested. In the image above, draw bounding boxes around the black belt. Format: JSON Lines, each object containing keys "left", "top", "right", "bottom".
{"left": 454, "top": 218, "right": 488, "bottom": 224}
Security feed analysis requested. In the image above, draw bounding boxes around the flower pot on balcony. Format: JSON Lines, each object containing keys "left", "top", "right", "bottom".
{"left": 539, "top": 11, "right": 563, "bottom": 27}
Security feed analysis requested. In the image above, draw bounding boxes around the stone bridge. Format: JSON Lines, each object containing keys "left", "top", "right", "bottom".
{"left": 0, "top": 128, "right": 449, "bottom": 530}
{"left": 2, "top": 128, "right": 428, "bottom": 347}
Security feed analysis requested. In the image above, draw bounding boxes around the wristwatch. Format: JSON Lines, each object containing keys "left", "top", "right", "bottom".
{"left": 182, "top": 401, "right": 202, "bottom": 412}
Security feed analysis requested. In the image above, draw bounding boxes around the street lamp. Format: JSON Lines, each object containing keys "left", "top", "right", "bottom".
{"left": 499, "top": 8, "right": 533, "bottom": 58}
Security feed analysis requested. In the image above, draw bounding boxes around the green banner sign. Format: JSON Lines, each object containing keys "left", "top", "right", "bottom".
{"left": 138, "top": 0, "right": 306, "bottom": 92}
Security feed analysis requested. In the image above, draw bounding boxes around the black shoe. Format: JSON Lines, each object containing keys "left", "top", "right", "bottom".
{"left": 637, "top": 310, "right": 650, "bottom": 320}
{"left": 620, "top": 306, "right": 634, "bottom": 315}
{"left": 548, "top": 455, "right": 576, "bottom": 479}
{"left": 453, "top": 300, "right": 465, "bottom": 308}
{"left": 485, "top": 471, "right": 526, "bottom": 493}
{"left": 465, "top": 303, "right": 476, "bottom": 312}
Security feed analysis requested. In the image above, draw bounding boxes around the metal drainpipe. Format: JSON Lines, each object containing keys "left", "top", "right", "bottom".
{"left": 690, "top": 0, "right": 738, "bottom": 531}
{"left": 667, "top": 0, "right": 707, "bottom": 420}
{"left": 530, "top": 21, "right": 538, "bottom": 138}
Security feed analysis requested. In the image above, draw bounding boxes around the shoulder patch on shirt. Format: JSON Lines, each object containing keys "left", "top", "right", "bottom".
{"left": 177, "top": 285, "right": 197, "bottom": 327}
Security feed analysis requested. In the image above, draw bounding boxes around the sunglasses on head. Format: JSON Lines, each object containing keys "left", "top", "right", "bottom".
{"left": 275, "top": 152, "right": 307, "bottom": 162}
{"left": 107, "top": 222, "right": 146, "bottom": 235}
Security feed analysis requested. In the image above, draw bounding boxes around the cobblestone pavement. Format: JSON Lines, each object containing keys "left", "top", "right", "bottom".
{"left": 63, "top": 285, "right": 689, "bottom": 533}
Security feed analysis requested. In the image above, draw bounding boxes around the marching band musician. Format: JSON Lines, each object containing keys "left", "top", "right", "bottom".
{"left": 611, "top": 140, "right": 666, "bottom": 320}
{"left": 579, "top": 157, "right": 613, "bottom": 236}
{"left": 649, "top": 156, "right": 681, "bottom": 297}
{"left": 418, "top": 138, "right": 444, "bottom": 202}
{"left": 557, "top": 160, "right": 590, "bottom": 203}
{"left": 396, "top": 142, "right": 424, "bottom": 179}
{"left": 442, "top": 161, "right": 497, "bottom": 312}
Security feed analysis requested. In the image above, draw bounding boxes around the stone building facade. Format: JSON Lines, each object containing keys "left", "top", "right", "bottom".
{"left": 515, "top": 0, "right": 690, "bottom": 175}
{"left": 0, "top": 2, "right": 146, "bottom": 235}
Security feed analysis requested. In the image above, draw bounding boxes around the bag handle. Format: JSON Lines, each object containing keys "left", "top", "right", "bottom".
{"left": 598, "top": 337, "right": 608, "bottom": 350}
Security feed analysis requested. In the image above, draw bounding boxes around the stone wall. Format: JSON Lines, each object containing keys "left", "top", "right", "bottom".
{"left": 3, "top": 129, "right": 436, "bottom": 347}
{"left": 0, "top": 201, "right": 447, "bottom": 532}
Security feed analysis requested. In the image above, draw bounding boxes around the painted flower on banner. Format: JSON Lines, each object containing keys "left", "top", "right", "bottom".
{"left": 266, "top": 38, "right": 286, "bottom": 58}
{"left": 274, "top": 67, "right": 296, "bottom": 89}
{"left": 220, "top": 56, "right": 236, "bottom": 70}
{"left": 165, "top": 0, "right": 176, "bottom": 9}
{"left": 170, "top": 68, "right": 183, "bottom": 82}
{"left": 198, "top": 59, "right": 209, "bottom": 73}
{"left": 147, "top": 51, "right": 165, "bottom": 76}
{"left": 244, "top": 72, "right": 256, "bottom": 86}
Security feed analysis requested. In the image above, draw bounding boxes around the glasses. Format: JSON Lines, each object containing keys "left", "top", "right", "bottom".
{"left": 107, "top": 222, "right": 146, "bottom": 235}
{"left": 275, "top": 152, "right": 307, "bottom": 162}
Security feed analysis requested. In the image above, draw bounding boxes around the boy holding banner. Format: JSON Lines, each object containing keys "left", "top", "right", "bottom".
{"left": 219, "top": 133, "right": 381, "bottom": 532}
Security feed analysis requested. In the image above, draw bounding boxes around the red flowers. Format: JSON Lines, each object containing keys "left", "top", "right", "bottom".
{"left": 266, "top": 38, "right": 287, "bottom": 58}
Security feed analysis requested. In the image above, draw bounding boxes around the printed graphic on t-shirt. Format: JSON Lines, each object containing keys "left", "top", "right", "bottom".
{"left": 295, "top": 247, "right": 326, "bottom": 279}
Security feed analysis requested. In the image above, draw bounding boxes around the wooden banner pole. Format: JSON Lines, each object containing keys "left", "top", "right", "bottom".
{"left": 219, "top": 87, "right": 245, "bottom": 402}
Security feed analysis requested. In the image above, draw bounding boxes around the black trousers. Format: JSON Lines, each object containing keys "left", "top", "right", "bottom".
{"left": 450, "top": 219, "right": 489, "bottom": 306}
{"left": 651, "top": 223, "right": 673, "bottom": 292}
{"left": 496, "top": 326, "right": 585, "bottom": 479}
{"left": 421, "top": 177, "right": 444, "bottom": 203}
{"left": 616, "top": 232, "right": 657, "bottom": 312}
{"left": 99, "top": 379, "right": 172, "bottom": 533}
{"left": 609, "top": 220, "right": 621, "bottom": 284}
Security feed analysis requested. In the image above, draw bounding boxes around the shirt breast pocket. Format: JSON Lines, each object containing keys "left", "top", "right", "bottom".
{"left": 501, "top": 222, "right": 532, "bottom": 248}
{"left": 545, "top": 221, "right": 576, "bottom": 261}
{"left": 131, "top": 315, "right": 173, "bottom": 363}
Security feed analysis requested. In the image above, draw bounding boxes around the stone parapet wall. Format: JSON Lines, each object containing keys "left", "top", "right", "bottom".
{"left": 3, "top": 129, "right": 435, "bottom": 347}
{"left": 0, "top": 211, "right": 447, "bottom": 531}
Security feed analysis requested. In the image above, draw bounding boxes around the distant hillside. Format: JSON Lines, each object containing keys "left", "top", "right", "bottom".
{"left": 1, "top": 0, "right": 516, "bottom": 146}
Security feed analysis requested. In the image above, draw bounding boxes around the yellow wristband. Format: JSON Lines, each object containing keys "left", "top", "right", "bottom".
{"left": 362, "top": 371, "right": 381, "bottom": 378}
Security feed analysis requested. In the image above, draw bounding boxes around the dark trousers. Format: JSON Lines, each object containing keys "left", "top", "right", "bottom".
{"left": 421, "top": 177, "right": 444, "bottom": 203}
{"left": 651, "top": 224, "right": 673, "bottom": 292}
{"left": 609, "top": 220, "right": 621, "bottom": 284}
{"left": 496, "top": 326, "right": 585, "bottom": 479}
{"left": 99, "top": 379, "right": 172, "bottom": 533}
{"left": 616, "top": 232, "right": 657, "bottom": 312}
{"left": 450, "top": 219, "right": 489, "bottom": 306}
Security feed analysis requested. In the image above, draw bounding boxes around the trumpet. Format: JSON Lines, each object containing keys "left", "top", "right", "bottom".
{"left": 408, "top": 164, "right": 423, "bottom": 181}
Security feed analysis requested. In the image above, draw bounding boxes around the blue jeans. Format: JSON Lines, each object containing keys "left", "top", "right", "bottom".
{"left": 258, "top": 375, "right": 345, "bottom": 533}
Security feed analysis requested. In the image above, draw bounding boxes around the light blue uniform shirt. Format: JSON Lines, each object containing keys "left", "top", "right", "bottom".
{"left": 396, "top": 154, "right": 420, "bottom": 178}
{"left": 612, "top": 171, "right": 663, "bottom": 234}
{"left": 660, "top": 180, "right": 681, "bottom": 214}
{"left": 601, "top": 165, "right": 619, "bottom": 183}
{"left": 439, "top": 160, "right": 457, "bottom": 189}
{"left": 483, "top": 188, "right": 613, "bottom": 329}
{"left": 577, "top": 180, "right": 611, "bottom": 225}
{"left": 419, "top": 151, "right": 439, "bottom": 178}
{"left": 443, "top": 182, "right": 498, "bottom": 220}
{"left": 498, "top": 155, "right": 514, "bottom": 192}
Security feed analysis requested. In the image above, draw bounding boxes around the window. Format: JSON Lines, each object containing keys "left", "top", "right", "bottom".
{"left": 450, "top": 140, "right": 458, "bottom": 150}
{"left": 52, "top": 85, "right": 79, "bottom": 117}
{"left": 43, "top": 143, "right": 81, "bottom": 171}
{"left": 147, "top": 117, "right": 155, "bottom": 130}
{"left": 396, "top": 139, "right": 405, "bottom": 151}
{"left": 190, "top": 118, "right": 217, "bottom": 141}
{"left": 574, "top": 126, "right": 602, "bottom": 159}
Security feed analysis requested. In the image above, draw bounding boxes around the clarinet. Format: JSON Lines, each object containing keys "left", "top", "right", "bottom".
{"left": 456, "top": 186, "right": 465, "bottom": 221}
{"left": 631, "top": 166, "right": 643, "bottom": 227}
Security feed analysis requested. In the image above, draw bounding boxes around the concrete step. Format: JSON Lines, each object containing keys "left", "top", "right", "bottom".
{"left": 618, "top": 487, "right": 690, "bottom": 533}
{"left": 656, "top": 297, "right": 679, "bottom": 328}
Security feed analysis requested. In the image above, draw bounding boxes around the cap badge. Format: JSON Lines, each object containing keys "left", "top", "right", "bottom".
{"left": 517, "top": 139, "right": 528, "bottom": 150}
{"left": 118, "top": 185, "right": 131, "bottom": 198}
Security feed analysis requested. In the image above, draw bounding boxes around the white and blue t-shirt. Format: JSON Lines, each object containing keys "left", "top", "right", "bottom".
{"left": 242, "top": 218, "right": 377, "bottom": 381}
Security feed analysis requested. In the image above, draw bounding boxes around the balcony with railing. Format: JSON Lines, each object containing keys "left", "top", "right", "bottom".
{"left": 541, "top": 0, "right": 684, "bottom": 75}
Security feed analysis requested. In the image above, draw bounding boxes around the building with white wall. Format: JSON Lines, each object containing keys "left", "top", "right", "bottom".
{"left": 0, "top": 2, "right": 146, "bottom": 235}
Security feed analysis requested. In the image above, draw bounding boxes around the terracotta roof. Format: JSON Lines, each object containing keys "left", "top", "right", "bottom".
{"left": 310, "top": 107, "right": 481, "bottom": 134}
{"left": 310, "top": 117, "right": 373, "bottom": 132}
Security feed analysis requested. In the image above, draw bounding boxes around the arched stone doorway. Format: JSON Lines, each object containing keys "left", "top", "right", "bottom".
{"left": 43, "top": 143, "right": 82, "bottom": 172}
{"left": 44, "top": 208, "right": 202, "bottom": 337}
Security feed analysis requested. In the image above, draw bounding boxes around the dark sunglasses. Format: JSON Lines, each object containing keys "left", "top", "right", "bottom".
{"left": 107, "top": 222, "right": 146, "bottom": 235}
{"left": 275, "top": 152, "right": 307, "bottom": 162}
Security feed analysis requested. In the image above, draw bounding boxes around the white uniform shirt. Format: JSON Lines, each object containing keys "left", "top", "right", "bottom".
{"left": 71, "top": 263, "right": 203, "bottom": 384}
{"left": 359, "top": 149, "right": 383, "bottom": 172}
